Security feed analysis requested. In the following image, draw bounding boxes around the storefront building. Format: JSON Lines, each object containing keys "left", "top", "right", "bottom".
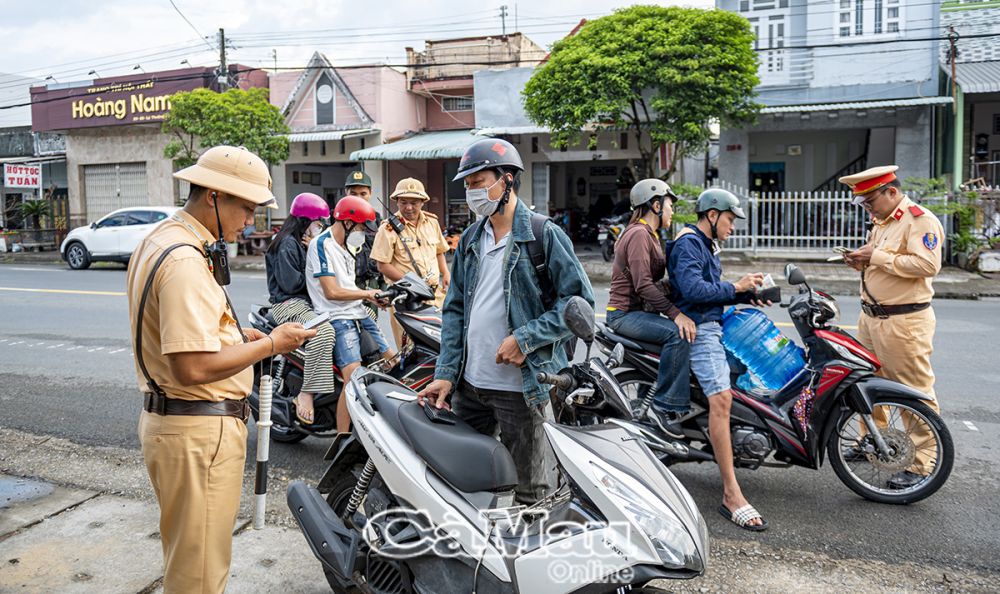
{"left": 31, "top": 66, "right": 266, "bottom": 228}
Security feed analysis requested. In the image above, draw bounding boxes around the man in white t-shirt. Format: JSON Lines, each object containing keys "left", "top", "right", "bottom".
{"left": 305, "top": 195, "right": 394, "bottom": 433}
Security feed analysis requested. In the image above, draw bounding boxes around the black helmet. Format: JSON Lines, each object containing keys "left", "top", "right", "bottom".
{"left": 453, "top": 138, "right": 524, "bottom": 181}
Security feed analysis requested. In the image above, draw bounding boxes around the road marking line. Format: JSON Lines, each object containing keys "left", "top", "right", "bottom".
{"left": 9, "top": 341, "right": 24, "bottom": 345}
{"left": 8, "top": 267, "right": 64, "bottom": 272}
{"left": 47, "top": 343, "right": 65, "bottom": 349}
{"left": 0, "top": 287, "right": 126, "bottom": 297}
{"left": 31, "top": 342, "right": 45, "bottom": 347}
{"left": 87, "top": 347, "right": 105, "bottom": 353}
{"left": 0, "top": 339, "right": 8, "bottom": 343}
{"left": 964, "top": 421, "right": 979, "bottom": 432}
{"left": 108, "top": 348, "right": 126, "bottom": 354}
{"left": 66, "top": 346, "right": 80, "bottom": 351}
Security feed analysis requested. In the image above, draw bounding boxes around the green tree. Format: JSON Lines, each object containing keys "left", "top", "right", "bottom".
{"left": 162, "top": 87, "right": 290, "bottom": 168}
{"left": 17, "top": 199, "right": 51, "bottom": 229}
{"left": 523, "top": 5, "right": 759, "bottom": 179}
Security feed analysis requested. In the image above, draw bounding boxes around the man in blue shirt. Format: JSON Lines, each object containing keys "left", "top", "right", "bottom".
{"left": 667, "top": 188, "right": 769, "bottom": 531}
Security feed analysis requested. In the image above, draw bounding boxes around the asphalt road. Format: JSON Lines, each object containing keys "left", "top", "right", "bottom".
{"left": 1, "top": 263, "right": 998, "bottom": 574}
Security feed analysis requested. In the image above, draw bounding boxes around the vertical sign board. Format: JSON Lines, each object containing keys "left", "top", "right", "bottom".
{"left": 3, "top": 163, "right": 43, "bottom": 228}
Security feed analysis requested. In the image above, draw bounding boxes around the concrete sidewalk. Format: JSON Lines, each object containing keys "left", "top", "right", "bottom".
{"left": 3, "top": 425, "right": 997, "bottom": 593}
{"left": 0, "top": 473, "right": 326, "bottom": 593}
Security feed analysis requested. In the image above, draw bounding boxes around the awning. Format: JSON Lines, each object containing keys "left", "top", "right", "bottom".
{"left": 351, "top": 129, "right": 478, "bottom": 161}
{"left": 0, "top": 155, "right": 66, "bottom": 164}
{"left": 286, "top": 129, "right": 378, "bottom": 143}
{"left": 954, "top": 61, "right": 1000, "bottom": 94}
{"left": 761, "top": 96, "right": 953, "bottom": 114}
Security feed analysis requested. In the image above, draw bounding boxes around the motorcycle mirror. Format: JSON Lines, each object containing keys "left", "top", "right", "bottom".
{"left": 785, "top": 263, "right": 807, "bottom": 286}
{"left": 608, "top": 343, "right": 625, "bottom": 367}
{"left": 563, "top": 296, "right": 596, "bottom": 345}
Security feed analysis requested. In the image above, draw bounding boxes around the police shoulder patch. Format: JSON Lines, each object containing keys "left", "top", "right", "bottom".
{"left": 909, "top": 205, "right": 925, "bottom": 217}
{"left": 922, "top": 232, "right": 938, "bottom": 250}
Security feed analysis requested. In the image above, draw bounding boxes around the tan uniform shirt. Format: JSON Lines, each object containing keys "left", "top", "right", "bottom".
{"left": 861, "top": 195, "right": 943, "bottom": 306}
{"left": 370, "top": 210, "right": 448, "bottom": 285}
{"left": 126, "top": 210, "right": 252, "bottom": 402}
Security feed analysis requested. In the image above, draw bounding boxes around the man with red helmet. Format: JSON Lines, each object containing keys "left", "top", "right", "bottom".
{"left": 306, "top": 195, "right": 395, "bottom": 432}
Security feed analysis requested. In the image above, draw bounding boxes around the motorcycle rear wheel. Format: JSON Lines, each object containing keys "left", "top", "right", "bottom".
{"left": 601, "top": 240, "right": 614, "bottom": 262}
{"left": 612, "top": 370, "right": 654, "bottom": 418}
{"left": 827, "top": 397, "right": 953, "bottom": 504}
{"left": 323, "top": 470, "right": 365, "bottom": 594}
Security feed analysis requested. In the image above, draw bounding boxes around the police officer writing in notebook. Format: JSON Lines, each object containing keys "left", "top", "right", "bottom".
{"left": 839, "top": 165, "right": 944, "bottom": 490}
{"left": 127, "top": 146, "right": 315, "bottom": 593}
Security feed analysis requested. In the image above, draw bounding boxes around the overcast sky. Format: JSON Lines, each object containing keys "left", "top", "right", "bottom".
{"left": 0, "top": 0, "right": 713, "bottom": 127}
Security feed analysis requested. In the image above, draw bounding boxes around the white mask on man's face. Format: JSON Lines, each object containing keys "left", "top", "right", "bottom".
{"left": 346, "top": 229, "right": 366, "bottom": 255}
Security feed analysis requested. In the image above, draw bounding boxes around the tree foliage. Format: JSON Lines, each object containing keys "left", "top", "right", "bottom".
{"left": 162, "top": 87, "right": 290, "bottom": 168}
{"left": 17, "top": 199, "right": 51, "bottom": 229}
{"left": 523, "top": 5, "right": 759, "bottom": 179}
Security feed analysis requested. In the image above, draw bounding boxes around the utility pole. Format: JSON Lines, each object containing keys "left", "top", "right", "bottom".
{"left": 499, "top": 5, "right": 508, "bottom": 37}
{"left": 218, "top": 28, "right": 228, "bottom": 91}
{"left": 272, "top": 49, "right": 278, "bottom": 74}
{"left": 947, "top": 26, "right": 959, "bottom": 116}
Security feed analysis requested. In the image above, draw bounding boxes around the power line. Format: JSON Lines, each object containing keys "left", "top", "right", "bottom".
{"left": 167, "top": 0, "right": 215, "bottom": 51}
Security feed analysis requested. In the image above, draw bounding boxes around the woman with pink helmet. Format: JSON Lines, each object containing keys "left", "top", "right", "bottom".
{"left": 264, "top": 192, "right": 336, "bottom": 424}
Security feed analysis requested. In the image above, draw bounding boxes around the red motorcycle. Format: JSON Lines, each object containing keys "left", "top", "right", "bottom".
{"left": 596, "top": 264, "right": 953, "bottom": 504}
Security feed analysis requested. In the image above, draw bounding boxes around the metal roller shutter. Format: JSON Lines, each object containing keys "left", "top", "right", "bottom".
{"left": 84, "top": 162, "right": 148, "bottom": 221}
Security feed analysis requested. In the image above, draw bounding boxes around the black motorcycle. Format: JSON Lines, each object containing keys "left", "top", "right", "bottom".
{"left": 594, "top": 264, "right": 954, "bottom": 504}
{"left": 247, "top": 273, "right": 442, "bottom": 443}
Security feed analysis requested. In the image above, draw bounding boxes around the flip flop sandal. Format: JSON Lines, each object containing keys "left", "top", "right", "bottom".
{"left": 719, "top": 504, "right": 768, "bottom": 532}
{"left": 291, "top": 396, "right": 315, "bottom": 425}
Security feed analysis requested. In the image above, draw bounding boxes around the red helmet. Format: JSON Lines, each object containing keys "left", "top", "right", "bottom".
{"left": 333, "top": 195, "right": 376, "bottom": 224}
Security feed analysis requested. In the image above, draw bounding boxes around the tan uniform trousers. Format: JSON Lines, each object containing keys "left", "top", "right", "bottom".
{"left": 856, "top": 307, "right": 939, "bottom": 474}
{"left": 139, "top": 410, "right": 247, "bottom": 594}
{"left": 389, "top": 288, "right": 446, "bottom": 350}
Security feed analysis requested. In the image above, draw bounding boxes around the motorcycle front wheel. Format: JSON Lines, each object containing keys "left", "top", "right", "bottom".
{"left": 827, "top": 397, "right": 953, "bottom": 504}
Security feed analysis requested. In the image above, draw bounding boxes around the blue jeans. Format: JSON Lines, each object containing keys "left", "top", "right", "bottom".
{"left": 607, "top": 309, "right": 691, "bottom": 413}
{"left": 331, "top": 317, "right": 391, "bottom": 368}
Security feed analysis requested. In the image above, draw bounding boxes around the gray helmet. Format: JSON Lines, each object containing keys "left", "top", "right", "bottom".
{"left": 629, "top": 178, "right": 677, "bottom": 209}
{"left": 696, "top": 188, "right": 746, "bottom": 219}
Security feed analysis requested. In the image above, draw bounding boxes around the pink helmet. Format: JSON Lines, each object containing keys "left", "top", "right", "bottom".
{"left": 289, "top": 192, "right": 330, "bottom": 221}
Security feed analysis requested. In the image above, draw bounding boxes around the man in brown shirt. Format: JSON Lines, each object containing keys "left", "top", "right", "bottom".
{"left": 127, "top": 146, "right": 314, "bottom": 593}
{"left": 841, "top": 165, "right": 944, "bottom": 490}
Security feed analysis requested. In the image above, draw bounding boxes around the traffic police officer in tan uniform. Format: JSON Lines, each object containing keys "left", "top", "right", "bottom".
{"left": 839, "top": 165, "right": 944, "bottom": 490}
{"left": 127, "top": 145, "right": 315, "bottom": 593}
{"left": 370, "top": 177, "right": 451, "bottom": 348}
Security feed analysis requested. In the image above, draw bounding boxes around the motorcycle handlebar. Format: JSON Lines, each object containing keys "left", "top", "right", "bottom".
{"left": 375, "top": 289, "right": 396, "bottom": 301}
{"left": 536, "top": 372, "right": 575, "bottom": 391}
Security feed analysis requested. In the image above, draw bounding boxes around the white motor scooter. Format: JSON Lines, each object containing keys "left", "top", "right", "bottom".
{"left": 287, "top": 297, "right": 708, "bottom": 594}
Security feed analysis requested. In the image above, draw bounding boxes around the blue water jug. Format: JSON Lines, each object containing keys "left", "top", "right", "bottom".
{"left": 722, "top": 307, "right": 805, "bottom": 392}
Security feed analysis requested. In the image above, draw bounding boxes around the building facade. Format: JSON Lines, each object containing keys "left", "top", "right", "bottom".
{"left": 716, "top": 0, "right": 948, "bottom": 192}
{"left": 942, "top": 0, "right": 1000, "bottom": 187}
{"left": 31, "top": 66, "right": 267, "bottom": 228}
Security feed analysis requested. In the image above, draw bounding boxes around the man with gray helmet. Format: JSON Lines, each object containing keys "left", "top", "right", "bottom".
{"left": 606, "top": 179, "right": 696, "bottom": 435}
{"left": 418, "top": 138, "right": 594, "bottom": 503}
{"left": 666, "top": 188, "right": 771, "bottom": 531}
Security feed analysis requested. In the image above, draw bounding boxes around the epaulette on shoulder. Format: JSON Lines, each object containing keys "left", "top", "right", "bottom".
{"left": 908, "top": 205, "right": 925, "bottom": 217}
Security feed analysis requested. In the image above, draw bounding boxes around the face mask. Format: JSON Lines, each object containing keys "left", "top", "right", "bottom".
{"left": 465, "top": 177, "right": 505, "bottom": 218}
{"left": 346, "top": 229, "right": 366, "bottom": 255}
{"left": 305, "top": 221, "right": 323, "bottom": 240}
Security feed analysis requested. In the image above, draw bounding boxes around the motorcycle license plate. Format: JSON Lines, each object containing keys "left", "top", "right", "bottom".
{"left": 597, "top": 232, "right": 608, "bottom": 241}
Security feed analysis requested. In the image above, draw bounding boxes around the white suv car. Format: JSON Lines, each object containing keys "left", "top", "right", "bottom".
{"left": 60, "top": 206, "right": 180, "bottom": 269}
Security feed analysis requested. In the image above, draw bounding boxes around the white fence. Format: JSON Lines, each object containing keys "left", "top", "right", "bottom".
{"left": 711, "top": 181, "right": 951, "bottom": 257}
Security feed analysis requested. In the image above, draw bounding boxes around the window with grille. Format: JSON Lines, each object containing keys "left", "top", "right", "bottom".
{"left": 442, "top": 96, "right": 474, "bottom": 112}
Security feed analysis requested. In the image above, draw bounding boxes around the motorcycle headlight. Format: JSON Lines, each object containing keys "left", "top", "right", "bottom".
{"left": 590, "top": 461, "right": 698, "bottom": 569}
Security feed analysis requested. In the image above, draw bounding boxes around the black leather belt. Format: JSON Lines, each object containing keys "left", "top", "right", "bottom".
{"left": 861, "top": 301, "right": 930, "bottom": 318}
{"left": 143, "top": 392, "right": 250, "bottom": 423}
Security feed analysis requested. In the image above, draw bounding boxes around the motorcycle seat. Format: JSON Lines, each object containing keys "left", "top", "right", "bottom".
{"left": 365, "top": 381, "right": 519, "bottom": 494}
{"left": 599, "top": 325, "right": 663, "bottom": 355}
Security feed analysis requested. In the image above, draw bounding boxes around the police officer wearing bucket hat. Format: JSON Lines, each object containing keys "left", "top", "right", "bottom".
{"left": 127, "top": 145, "right": 315, "bottom": 593}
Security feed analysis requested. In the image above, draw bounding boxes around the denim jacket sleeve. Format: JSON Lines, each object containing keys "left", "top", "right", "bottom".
{"left": 434, "top": 240, "right": 466, "bottom": 384}
{"left": 669, "top": 236, "right": 737, "bottom": 304}
{"left": 513, "top": 222, "right": 596, "bottom": 354}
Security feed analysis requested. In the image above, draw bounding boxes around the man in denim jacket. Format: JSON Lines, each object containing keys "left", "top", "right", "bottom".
{"left": 419, "top": 139, "right": 594, "bottom": 503}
